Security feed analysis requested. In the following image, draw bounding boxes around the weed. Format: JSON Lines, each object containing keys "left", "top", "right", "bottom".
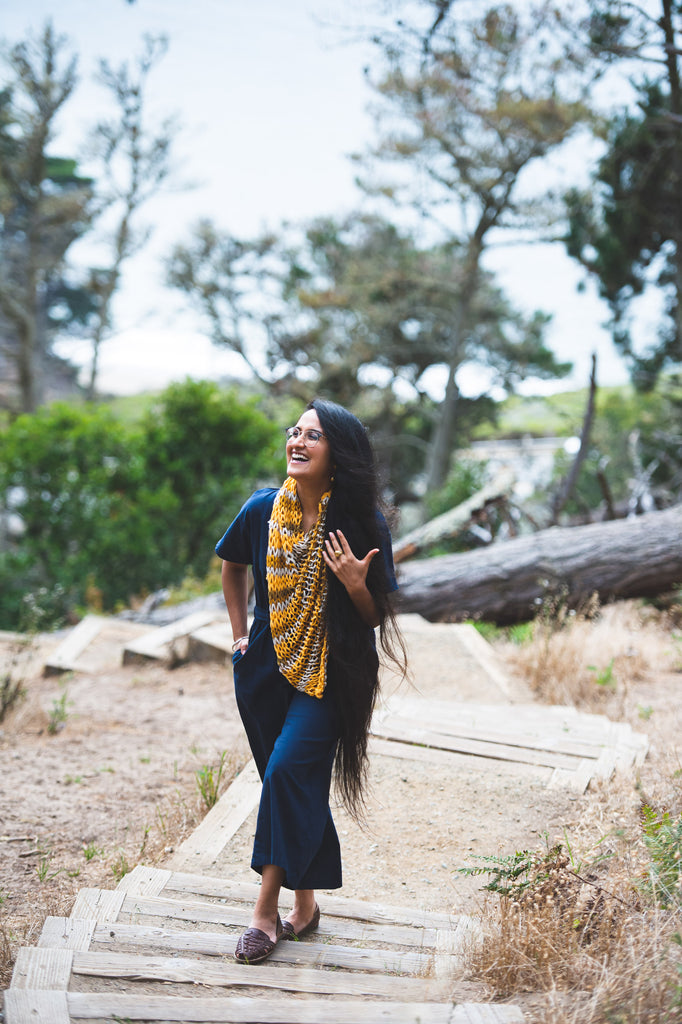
{"left": 111, "top": 851, "right": 130, "bottom": 882}
{"left": 139, "top": 825, "right": 150, "bottom": 858}
{"left": 505, "top": 599, "right": 675, "bottom": 711}
{"left": 0, "top": 633, "right": 33, "bottom": 722}
{"left": 638, "top": 704, "right": 654, "bottom": 720}
{"left": 468, "top": 620, "right": 502, "bottom": 642}
{"left": 0, "top": 670, "right": 25, "bottom": 722}
{"left": 83, "top": 842, "right": 103, "bottom": 862}
{"left": 587, "top": 658, "right": 617, "bottom": 691}
{"left": 35, "top": 845, "right": 62, "bottom": 883}
{"left": 508, "top": 621, "right": 533, "bottom": 645}
{"left": 47, "top": 690, "right": 71, "bottom": 734}
{"left": 639, "top": 806, "right": 682, "bottom": 907}
{"left": 195, "top": 750, "right": 228, "bottom": 811}
{"left": 669, "top": 932, "right": 682, "bottom": 1019}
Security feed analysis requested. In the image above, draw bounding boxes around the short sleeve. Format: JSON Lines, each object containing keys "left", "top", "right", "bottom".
{"left": 215, "top": 488, "right": 277, "bottom": 565}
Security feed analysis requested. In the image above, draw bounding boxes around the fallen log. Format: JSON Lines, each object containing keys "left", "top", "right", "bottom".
{"left": 393, "top": 469, "right": 516, "bottom": 564}
{"left": 394, "top": 503, "right": 682, "bottom": 624}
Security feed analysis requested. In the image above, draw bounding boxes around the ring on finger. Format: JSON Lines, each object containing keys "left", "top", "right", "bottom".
{"left": 333, "top": 549, "right": 342, "bottom": 557}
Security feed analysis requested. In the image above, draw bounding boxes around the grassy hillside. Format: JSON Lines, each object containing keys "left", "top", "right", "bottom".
{"left": 473, "top": 384, "right": 633, "bottom": 440}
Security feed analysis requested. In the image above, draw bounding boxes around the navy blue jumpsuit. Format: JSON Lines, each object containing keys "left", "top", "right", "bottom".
{"left": 215, "top": 487, "right": 397, "bottom": 892}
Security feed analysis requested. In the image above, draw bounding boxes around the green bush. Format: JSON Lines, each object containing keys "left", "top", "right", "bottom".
{"left": 140, "top": 379, "right": 283, "bottom": 577}
{"left": 0, "top": 382, "right": 283, "bottom": 629}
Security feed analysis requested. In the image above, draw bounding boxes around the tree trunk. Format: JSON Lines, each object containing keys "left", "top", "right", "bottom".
{"left": 395, "top": 503, "right": 682, "bottom": 624}
{"left": 393, "top": 468, "right": 515, "bottom": 563}
{"left": 549, "top": 352, "right": 597, "bottom": 524}
{"left": 661, "top": 0, "right": 682, "bottom": 362}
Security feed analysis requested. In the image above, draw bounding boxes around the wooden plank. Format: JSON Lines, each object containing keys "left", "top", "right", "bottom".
{"left": 43, "top": 614, "right": 107, "bottom": 675}
{"left": 165, "top": 760, "right": 261, "bottom": 871}
{"left": 122, "top": 610, "right": 219, "bottom": 664}
{"left": 92, "top": 921, "right": 433, "bottom": 974}
{"left": 10, "top": 947, "right": 73, "bottom": 990}
{"left": 381, "top": 697, "right": 614, "bottom": 758}
{"left": 3, "top": 989, "right": 70, "bottom": 1024}
{"left": 188, "top": 623, "right": 233, "bottom": 662}
{"left": 71, "top": 949, "right": 450, "bottom": 999}
{"left": 372, "top": 717, "right": 580, "bottom": 770}
{"left": 434, "top": 917, "right": 481, "bottom": 978}
{"left": 380, "top": 695, "right": 615, "bottom": 734}
{"left": 117, "top": 893, "right": 441, "bottom": 948}
{"left": 66, "top": 992, "right": 455, "bottom": 1023}
{"left": 378, "top": 713, "right": 603, "bottom": 760}
{"left": 162, "top": 870, "right": 459, "bottom": 929}
{"left": 70, "top": 888, "right": 125, "bottom": 922}
{"left": 451, "top": 1007, "right": 524, "bottom": 1024}
{"left": 368, "top": 736, "right": 553, "bottom": 782}
{"left": 116, "top": 864, "right": 172, "bottom": 896}
{"left": 450, "top": 624, "right": 515, "bottom": 698}
{"left": 38, "top": 916, "right": 96, "bottom": 951}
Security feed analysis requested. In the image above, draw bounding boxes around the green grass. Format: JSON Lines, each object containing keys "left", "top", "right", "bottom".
{"left": 472, "top": 384, "right": 633, "bottom": 440}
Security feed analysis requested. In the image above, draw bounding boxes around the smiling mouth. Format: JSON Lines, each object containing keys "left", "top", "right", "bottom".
{"left": 290, "top": 452, "right": 309, "bottom": 464}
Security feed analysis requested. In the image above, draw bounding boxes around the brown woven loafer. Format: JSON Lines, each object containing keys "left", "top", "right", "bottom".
{"left": 281, "top": 903, "right": 320, "bottom": 940}
{"left": 234, "top": 914, "right": 282, "bottom": 964}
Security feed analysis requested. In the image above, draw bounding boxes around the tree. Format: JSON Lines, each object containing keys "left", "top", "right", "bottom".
{"left": 0, "top": 381, "right": 283, "bottom": 629}
{"left": 396, "top": 502, "right": 682, "bottom": 624}
{"left": 358, "top": 2, "right": 593, "bottom": 488}
{"left": 166, "top": 221, "right": 282, "bottom": 385}
{"left": 565, "top": 0, "right": 682, "bottom": 388}
{"left": 140, "top": 379, "right": 283, "bottom": 575}
{"left": 279, "top": 213, "right": 569, "bottom": 500}
{"left": 81, "top": 34, "right": 179, "bottom": 399}
{"left": 0, "top": 24, "right": 93, "bottom": 413}
{"left": 168, "top": 213, "right": 569, "bottom": 502}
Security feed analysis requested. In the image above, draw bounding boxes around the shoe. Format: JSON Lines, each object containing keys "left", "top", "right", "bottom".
{"left": 281, "top": 902, "right": 320, "bottom": 940}
{"left": 234, "top": 914, "right": 283, "bottom": 964}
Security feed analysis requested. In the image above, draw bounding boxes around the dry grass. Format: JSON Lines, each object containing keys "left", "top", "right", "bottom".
{"left": 469, "top": 597, "right": 682, "bottom": 1023}
{"left": 0, "top": 756, "right": 239, "bottom": 989}
{"left": 463, "top": 819, "right": 682, "bottom": 1021}
{"left": 470, "top": 878, "right": 682, "bottom": 1023}
{"left": 504, "top": 597, "right": 679, "bottom": 712}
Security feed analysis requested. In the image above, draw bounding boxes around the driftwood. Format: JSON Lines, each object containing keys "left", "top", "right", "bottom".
{"left": 395, "top": 503, "right": 682, "bottom": 624}
{"left": 393, "top": 469, "right": 516, "bottom": 564}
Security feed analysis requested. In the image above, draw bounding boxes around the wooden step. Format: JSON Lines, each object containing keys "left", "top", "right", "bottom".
{"left": 43, "top": 615, "right": 108, "bottom": 675}
{"left": 5, "top": 988, "right": 524, "bottom": 1023}
{"left": 121, "top": 610, "right": 221, "bottom": 665}
{"left": 371, "top": 696, "right": 648, "bottom": 793}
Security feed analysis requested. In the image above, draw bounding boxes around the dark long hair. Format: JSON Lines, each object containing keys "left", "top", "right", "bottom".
{"left": 309, "top": 398, "right": 407, "bottom": 821}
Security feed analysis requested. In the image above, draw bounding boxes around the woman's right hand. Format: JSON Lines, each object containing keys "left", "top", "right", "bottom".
{"left": 232, "top": 635, "right": 249, "bottom": 656}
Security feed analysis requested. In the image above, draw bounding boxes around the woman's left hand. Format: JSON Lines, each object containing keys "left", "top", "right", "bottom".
{"left": 323, "top": 529, "right": 378, "bottom": 595}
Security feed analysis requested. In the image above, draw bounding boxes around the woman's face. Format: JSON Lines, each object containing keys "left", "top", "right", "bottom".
{"left": 286, "top": 409, "right": 334, "bottom": 490}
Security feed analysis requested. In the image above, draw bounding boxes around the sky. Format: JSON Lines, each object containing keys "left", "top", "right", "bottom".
{"left": 2, "top": 0, "right": 636, "bottom": 398}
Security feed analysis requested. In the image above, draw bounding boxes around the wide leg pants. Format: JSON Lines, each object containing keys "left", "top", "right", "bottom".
{"left": 231, "top": 611, "right": 342, "bottom": 891}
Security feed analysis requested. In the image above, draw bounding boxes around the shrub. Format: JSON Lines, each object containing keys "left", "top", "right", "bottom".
{"left": 0, "top": 382, "right": 283, "bottom": 628}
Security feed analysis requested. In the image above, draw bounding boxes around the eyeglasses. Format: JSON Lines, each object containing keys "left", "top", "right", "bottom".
{"left": 285, "top": 426, "right": 326, "bottom": 447}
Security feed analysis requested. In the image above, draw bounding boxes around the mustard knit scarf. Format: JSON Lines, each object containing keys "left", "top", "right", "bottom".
{"left": 266, "top": 476, "right": 331, "bottom": 699}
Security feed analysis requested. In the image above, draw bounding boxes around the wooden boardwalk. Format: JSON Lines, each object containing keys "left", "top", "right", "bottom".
{"left": 6, "top": 864, "right": 522, "bottom": 1023}
{"left": 4, "top": 613, "right": 649, "bottom": 1022}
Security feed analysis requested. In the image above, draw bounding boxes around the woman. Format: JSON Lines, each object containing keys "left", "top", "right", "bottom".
{"left": 216, "top": 398, "right": 405, "bottom": 964}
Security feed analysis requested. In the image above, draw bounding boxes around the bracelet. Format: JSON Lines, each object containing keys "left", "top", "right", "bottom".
{"left": 232, "top": 636, "right": 249, "bottom": 651}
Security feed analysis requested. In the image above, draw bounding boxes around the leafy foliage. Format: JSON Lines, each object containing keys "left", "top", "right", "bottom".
{"left": 640, "top": 805, "right": 682, "bottom": 908}
{"left": 0, "top": 382, "right": 282, "bottom": 628}
{"left": 565, "top": 2, "right": 682, "bottom": 389}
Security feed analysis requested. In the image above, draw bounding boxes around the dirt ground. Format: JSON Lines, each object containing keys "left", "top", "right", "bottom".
{"left": 1, "top": 602, "right": 681, "bottom": 1006}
